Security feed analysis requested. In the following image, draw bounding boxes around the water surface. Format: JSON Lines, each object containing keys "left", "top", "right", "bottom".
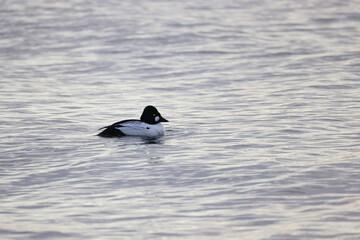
{"left": 1, "top": 0, "right": 360, "bottom": 239}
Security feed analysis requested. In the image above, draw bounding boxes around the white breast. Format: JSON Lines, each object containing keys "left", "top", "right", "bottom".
{"left": 115, "top": 121, "right": 165, "bottom": 137}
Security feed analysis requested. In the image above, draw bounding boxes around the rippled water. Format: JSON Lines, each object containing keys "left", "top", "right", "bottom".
{"left": 1, "top": 0, "right": 360, "bottom": 239}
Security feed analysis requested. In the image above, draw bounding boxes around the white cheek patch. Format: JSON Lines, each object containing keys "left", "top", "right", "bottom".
{"left": 155, "top": 116, "right": 160, "bottom": 122}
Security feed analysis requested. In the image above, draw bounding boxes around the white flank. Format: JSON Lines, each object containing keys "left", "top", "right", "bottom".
{"left": 115, "top": 121, "right": 165, "bottom": 137}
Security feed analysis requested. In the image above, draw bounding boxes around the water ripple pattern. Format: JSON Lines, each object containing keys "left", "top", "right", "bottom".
{"left": 1, "top": 0, "right": 360, "bottom": 239}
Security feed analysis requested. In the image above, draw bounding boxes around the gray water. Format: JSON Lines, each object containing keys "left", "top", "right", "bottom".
{"left": 1, "top": 0, "right": 360, "bottom": 239}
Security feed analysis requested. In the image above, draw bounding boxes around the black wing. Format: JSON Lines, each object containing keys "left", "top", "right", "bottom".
{"left": 97, "top": 119, "right": 139, "bottom": 137}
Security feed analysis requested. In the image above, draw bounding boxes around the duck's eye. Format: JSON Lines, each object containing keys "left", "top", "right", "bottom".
{"left": 153, "top": 114, "right": 156, "bottom": 117}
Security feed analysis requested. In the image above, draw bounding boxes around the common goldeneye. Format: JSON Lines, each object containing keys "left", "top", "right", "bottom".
{"left": 98, "top": 105, "right": 168, "bottom": 137}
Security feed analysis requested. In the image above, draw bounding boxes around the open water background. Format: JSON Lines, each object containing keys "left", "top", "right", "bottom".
{"left": 1, "top": 0, "right": 360, "bottom": 239}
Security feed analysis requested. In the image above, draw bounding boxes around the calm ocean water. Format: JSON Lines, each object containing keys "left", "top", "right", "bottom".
{"left": 1, "top": 0, "right": 360, "bottom": 239}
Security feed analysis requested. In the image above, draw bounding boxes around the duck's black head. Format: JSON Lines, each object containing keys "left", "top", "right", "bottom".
{"left": 140, "top": 105, "right": 169, "bottom": 124}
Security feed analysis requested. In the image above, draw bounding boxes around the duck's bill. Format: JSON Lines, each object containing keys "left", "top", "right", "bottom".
{"left": 160, "top": 116, "right": 169, "bottom": 122}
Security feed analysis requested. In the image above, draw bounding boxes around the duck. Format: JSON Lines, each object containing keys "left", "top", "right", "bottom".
{"left": 98, "top": 105, "right": 168, "bottom": 137}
